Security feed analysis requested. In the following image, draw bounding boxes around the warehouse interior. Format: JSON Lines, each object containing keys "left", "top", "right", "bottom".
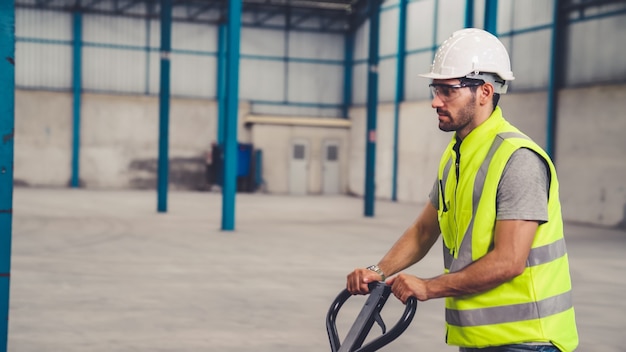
{"left": 1, "top": 0, "right": 626, "bottom": 350}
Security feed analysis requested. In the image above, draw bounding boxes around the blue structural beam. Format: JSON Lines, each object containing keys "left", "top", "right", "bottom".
{"left": 546, "top": 0, "right": 565, "bottom": 160}
{"left": 342, "top": 32, "right": 354, "bottom": 119}
{"left": 391, "top": 0, "right": 407, "bottom": 202}
{"left": 71, "top": 11, "right": 82, "bottom": 188}
{"left": 484, "top": 0, "right": 498, "bottom": 35}
{"left": 0, "top": 1, "right": 14, "bottom": 350}
{"left": 216, "top": 23, "right": 227, "bottom": 145}
{"left": 157, "top": 0, "right": 172, "bottom": 213}
{"left": 221, "top": 0, "right": 242, "bottom": 231}
{"left": 364, "top": 0, "right": 381, "bottom": 217}
{"left": 465, "top": 0, "right": 474, "bottom": 28}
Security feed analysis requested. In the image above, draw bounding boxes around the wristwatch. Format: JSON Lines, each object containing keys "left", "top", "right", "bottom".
{"left": 366, "top": 264, "right": 386, "bottom": 281}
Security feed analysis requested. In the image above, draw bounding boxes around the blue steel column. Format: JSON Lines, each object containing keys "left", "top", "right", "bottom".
{"left": 391, "top": 0, "right": 407, "bottom": 202}
{"left": 465, "top": 0, "right": 474, "bottom": 28}
{"left": 216, "top": 23, "right": 227, "bottom": 145}
{"left": 364, "top": 0, "right": 381, "bottom": 217}
{"left": 0, "top": 1, "right": 14, "bottom": 350}
{"left": 546, "top": 0, "right": 565, "bottom": 160}
{"left": 342, "top": 31, "right": 354, "bottom": 118}
{"left": 157, "top": 0, "right": 172, "bottom": 213}
{"left": 71, "top": 11, "right": 82, "bottom": 188}
{"left": 221, "top": 0, "right": 242, "bottom": 231}
{"left": 484, "top": 0, "right": 498, "bottom": 35}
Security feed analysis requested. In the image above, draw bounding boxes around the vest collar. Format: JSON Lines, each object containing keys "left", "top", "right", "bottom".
{"left": 454, "top": 106, "right": 505, "bottom": 151}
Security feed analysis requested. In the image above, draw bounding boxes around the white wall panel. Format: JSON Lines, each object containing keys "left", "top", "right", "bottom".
{"left": 288, "top": 32, "right": 343, "bottom": 60}
{"left": 241, "top": 28, "right": 285, "bottom": 56}
{"left": 287, "top": 63, "right": 343, "bottom": 104}
{"left": 172, "top": 22, "right": 217, "bottom": 52}
{"left": 171, "top": 54, "right": 216, "bottom": 98}
{"left": 507, "top": 30, "right": 551, "bottom": 91}
{"left": 240, "top": 59, "right": 285, "bottom": 101}
{"left": 16, "top": 43, "right": 72, "bottom": 89}
{"left": 498, "top": 0, "right": 553, "bottom": 34}
{"left": 567, "top": 15, "right": 626, "bottom": 86}
{"left": 380, "top": 8, "right": 398, "bottom": 56}
{"left": 353, "top": 21, "right": 369, "bottom": 61}
{"left": 83, "top": 15, "right": 145, "bottom": 46}
{"left": 404, "top": 52, "right": 433, "bottom": 101}
{"left": 436, "top": 0, "right": 466, "bottom": 43}
{"left": 352, "top": 63, "right": 368, "bottom": 105}
{"left": 147, "top": 51, "right": 160, "bottom": 95}
{"left": 149, "top": 19, "right": 160, "bottom": 48}
{"left": 82, "top": 47, "right": 146, "bottom": 93}
{"left": 16, "top": 9, "right": 71, "bottom": 40}
{"left": 406, "top": 0, "right": 435, "bottom": 51}
{"left": 15, "top": 9, "right": 72, "bottom": 90}
{"left": 377, "top": 58, "right": 396, "bottom": 102}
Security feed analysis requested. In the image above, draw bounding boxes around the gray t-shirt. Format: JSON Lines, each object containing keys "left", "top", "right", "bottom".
{"left": 429, "top": 148, "right": 549, "bottom": 222}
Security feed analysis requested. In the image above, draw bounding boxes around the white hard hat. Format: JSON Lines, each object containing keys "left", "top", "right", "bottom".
{"left": 420, "top": 28, "right": 515, "bottom": 92}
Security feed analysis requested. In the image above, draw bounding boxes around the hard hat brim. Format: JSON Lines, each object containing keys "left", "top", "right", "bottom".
{"left": 418, "top": 72, "right": 462, "bottom": 80}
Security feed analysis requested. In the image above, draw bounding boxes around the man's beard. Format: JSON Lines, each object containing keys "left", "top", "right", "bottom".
{"left": 437, "top": 96, "right": 476, "bottom": 133}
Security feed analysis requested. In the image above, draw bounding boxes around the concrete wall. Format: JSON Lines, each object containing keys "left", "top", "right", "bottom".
{"left": 15, "top": 90, "right": 250, "bottom": 190}
{"left": 348, "top": 84, "right": 626, "bottom": 227}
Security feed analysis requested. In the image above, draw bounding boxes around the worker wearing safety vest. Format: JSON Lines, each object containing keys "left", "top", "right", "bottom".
{"left": 346, "top": 28, "right": 578, "bottom": 351}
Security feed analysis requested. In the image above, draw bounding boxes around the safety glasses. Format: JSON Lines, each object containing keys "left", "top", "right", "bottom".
{"left": 429, "top": 81, "right": 484, "bottom": 102}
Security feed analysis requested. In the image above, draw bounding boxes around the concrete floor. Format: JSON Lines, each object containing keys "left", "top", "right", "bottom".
{"left": 7, "top": 188, "right": 626, "bottom": 351}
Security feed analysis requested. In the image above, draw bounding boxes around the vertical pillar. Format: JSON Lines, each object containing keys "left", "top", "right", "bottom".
{"left": 465, "top": 0, "right": 474, "bottom": 28}
{"left": 391, "top": 0, "right": 407, "bottom": 202}
{"left": 71, "top": 10, "right": 82, "bottom": 188}
{"left": 216, "top": 23, "right": 227, "bottom": 146}
{"left": 546, "top": 0, "right": 565, "bottom": 160}
{"left": 484, "top": 0, "right": 498, "bottom": 35}
{"left": 157, "top": 0, "right": 172, "bottom": 213}
{"left": 221, "top": 0, "right": 241, "bottom": 231}
{"left": 342, "top": 31, "right": 354, "bottom": 118}
{"left": 364, "top": 0, "right": 381, "bottom": 217}
{"left": 0, "top": 1, "right": 14, "bottom": 350}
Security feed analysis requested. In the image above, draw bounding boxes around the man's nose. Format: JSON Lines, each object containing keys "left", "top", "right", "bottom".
{"left": 431, "top": 93, "right": 444, "bottom": 109}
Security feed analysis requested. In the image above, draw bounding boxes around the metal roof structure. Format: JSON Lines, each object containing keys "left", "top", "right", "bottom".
{"left": 15, "top": 0, "right": 372, "bottom": 33}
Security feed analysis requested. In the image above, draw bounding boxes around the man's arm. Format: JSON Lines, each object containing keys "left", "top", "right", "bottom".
{"left": 346, "top": 202, "right": 440, "bottom": 294}
{"left": 388, "top": 219, "right": 537, "bottom": 303}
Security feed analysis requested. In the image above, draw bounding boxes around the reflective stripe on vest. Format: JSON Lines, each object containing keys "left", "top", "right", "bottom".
{"left": 446, "top": 291, "right": 572, "bottom": 327}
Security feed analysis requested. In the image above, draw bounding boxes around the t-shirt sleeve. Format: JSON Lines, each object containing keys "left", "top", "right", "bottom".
{"left": 429, "top": 177, "right": 439, "bottom": 209}
{"left": 496, "top": 148, "right": 549, "bottom": 222}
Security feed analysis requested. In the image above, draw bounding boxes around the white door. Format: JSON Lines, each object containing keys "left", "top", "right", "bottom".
{"left": 322, "top": 140, "right": 340, "bottom": 195}
{"left": 289, "top": 139, "right": 308, "bottom": 195}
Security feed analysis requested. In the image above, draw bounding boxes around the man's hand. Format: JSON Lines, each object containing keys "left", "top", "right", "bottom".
{"left": 387, "top": 273, "right": 429, "bottom": 303}
{"left": 346, "top": 268, "right": 384, "bottom": 295}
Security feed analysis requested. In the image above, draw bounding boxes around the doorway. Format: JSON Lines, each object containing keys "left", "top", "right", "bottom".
{"left": 322, "top": 140, "right": 340, "bottom": 195}
{"left": 289, "top": 139, "right": 309, "bottom": 195}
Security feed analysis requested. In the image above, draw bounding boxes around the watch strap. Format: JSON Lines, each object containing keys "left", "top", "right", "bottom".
{"left": 366, "top": 264, "right": 386, "bottom": 281}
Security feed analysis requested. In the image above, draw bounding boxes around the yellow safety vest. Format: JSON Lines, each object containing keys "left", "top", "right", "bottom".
{"left": 437, "top": 107, "right": 578, "bottom": 351}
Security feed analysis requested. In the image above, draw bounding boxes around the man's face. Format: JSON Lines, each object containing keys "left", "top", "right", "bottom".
{"left": 429, "top": 79, "right": 479, "bottom": 134}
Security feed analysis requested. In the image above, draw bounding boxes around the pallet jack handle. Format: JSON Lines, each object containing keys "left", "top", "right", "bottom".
{"left": 326, "top": 281, "right": 418, "bottom": 352}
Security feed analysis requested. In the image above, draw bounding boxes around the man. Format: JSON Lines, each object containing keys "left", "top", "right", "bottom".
{"left": 346, "top": 28, "right": 578, "bottom": 351}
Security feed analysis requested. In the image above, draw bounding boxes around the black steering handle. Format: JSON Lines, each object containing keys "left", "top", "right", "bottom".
{"left": 326, "top": 281, "right": 418, "bottom": 352}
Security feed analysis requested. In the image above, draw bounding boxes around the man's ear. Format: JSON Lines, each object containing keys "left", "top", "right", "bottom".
{"left": 479, "top": 83, "right": 494, "bottom": 106}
